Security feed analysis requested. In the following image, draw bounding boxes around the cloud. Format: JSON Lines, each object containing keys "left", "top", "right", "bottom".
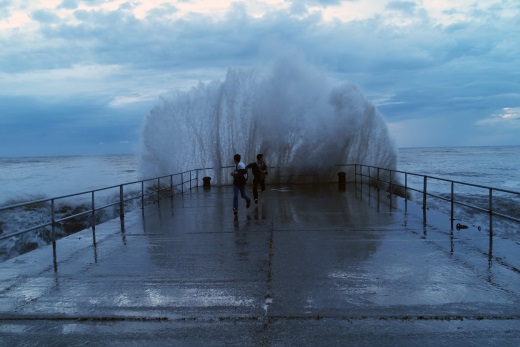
{"left": 0, "top": 94, "right": 145, "bottom": 156}
{"left": 0, "top": 0, "right": 519, "bottom": 155}
{"left": 385, "top": 1, "right": 416, "bottom": 14}
{"left": 475, "top": 107, "right": 520, "bottom": 127}
{"left": 58, "top": 0, "right": 78, "bottom": 10}
{"left": 31, "top": 9, "right": 60, "bottom": 23}
{"left": 297, "top": 0, "right": 348, "bottom": 6}
{"left": 146, "top": 3, "right": 178, "bottom": 17}
{"left": 0, "top": 1, "right": 11, "bottom": 20}
{"left": 109, "top": 92, "right": 160, "bottom": 107}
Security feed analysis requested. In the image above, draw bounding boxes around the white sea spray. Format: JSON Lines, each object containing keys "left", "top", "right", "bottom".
{"left": 137, "top": 57, "right": 397, "bottom": 184}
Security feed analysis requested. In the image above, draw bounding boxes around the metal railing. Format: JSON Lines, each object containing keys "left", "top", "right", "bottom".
{"left": 348, "top": 164, "right": 520, "bottom": 232}
{"left": 1, "top": 163, "right": 519, "bottom": 265}
{"left": 0, "top": 169, "right": 204, "bottom": 242}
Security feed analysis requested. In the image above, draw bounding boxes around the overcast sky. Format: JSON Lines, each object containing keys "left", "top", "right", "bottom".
{"left": 1, "top": 0, "right": 519, "bottom": 156}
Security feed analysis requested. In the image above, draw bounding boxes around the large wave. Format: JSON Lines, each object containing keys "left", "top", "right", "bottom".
{"left": 138, "top": 57, "right": 397, "bottom": 183}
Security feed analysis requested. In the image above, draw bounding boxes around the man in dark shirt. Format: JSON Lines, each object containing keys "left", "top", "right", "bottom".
{"left": 246, "top": 154, "right": 268, "bottom": 204}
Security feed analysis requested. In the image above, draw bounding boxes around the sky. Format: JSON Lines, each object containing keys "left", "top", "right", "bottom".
{"left": 0, "top": 0, "right": 519, "bottom": 157}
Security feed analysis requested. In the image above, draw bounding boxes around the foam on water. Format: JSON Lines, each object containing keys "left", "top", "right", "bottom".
{"left": 137, "top": 57, "right": 397, "bottom": 183}
{"left": 0, "top": 155, "right": 138, "bottom": 262}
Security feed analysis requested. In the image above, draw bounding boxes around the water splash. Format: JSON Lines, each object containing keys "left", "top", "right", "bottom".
{"left": 138, "top": 57, "right": 397, "bottom": 183}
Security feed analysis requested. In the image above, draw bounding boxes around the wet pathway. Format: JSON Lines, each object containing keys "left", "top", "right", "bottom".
{"left": 1, "top": 184, "right": 519, "bottom": 345}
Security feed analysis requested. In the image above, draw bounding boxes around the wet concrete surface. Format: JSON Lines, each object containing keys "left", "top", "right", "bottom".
{"left": 1, "top": 184, "right": 520, "bottom": 346}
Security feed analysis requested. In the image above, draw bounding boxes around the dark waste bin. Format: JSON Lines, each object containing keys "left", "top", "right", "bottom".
{"left": 337, "top": 172, "right": 346, "bottom": 191}
{"left": 203, "top": 177, "right": 211, "bottom": 189}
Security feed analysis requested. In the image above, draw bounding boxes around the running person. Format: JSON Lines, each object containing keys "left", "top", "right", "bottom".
{"left": 230, "top": 154, "right": 251, "bottom": 214}
{"left": 246, "top": 153, "right": 268, "bottom": 204}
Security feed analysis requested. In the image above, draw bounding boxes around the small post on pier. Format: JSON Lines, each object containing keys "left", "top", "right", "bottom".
{"left": 337, "top": 172, "right": 346, "bottom": 191}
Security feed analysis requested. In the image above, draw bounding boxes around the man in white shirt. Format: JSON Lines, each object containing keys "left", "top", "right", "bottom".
{"left": 230, "top": 153, "right": 251, "bottom": 215}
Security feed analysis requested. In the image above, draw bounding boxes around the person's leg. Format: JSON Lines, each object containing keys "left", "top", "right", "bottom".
{"left": 239, "top": 185, "right": 251, "bottom": 207}
{"left": 260, "top": 179, "right": 266, "bottom": 193}
{"left": 252, "top": 178, "right": 259, "bottom": 201}
{"left": 233, "top": 184, "right": 239, "bottom": 210}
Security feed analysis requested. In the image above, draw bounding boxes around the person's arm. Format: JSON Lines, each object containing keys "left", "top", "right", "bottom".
{"left": 231, "top": 164, "right": 238, "bottom": 176}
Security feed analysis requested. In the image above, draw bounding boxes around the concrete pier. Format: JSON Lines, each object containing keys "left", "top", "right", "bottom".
{"left": 1, "top": 184, "right": 520, "bottom": 346}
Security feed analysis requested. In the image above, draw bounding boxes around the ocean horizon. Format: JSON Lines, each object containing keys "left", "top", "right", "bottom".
{"left": 1, "top": 145, "right": 518, "bottom": 263}
{"left": 2, "top": 145, "right": 519, "bottom": 205}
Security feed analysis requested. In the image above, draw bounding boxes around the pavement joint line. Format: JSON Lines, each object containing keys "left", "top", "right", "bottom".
{"left": 0, "top": 315, "right": 168, "bottom": 322}
{"left": 266, "top": 314, "right": 520, "bottom": 322}
{"left": 1, "top": 314, "right": 520, "bottom": 323}
{"left": 260, "top": 216, "right": 276, "bottom": 346}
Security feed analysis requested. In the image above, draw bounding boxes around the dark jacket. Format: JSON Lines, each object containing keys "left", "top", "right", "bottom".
{"left": 246, "top": 162, "right": 268, "bottom": 180}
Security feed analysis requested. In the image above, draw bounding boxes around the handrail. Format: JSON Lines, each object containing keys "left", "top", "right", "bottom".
{"left": 0, "top": 168, "right": 192, "bottom": 241}
{"left": 1, "top": 163, "right": 518, "bottom": 259}
{"left": 350, "top": 164, "right": 520, "bottom": 229}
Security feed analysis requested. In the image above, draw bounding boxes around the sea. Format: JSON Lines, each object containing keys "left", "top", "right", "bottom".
{"left": 0, "top": 146, "right": 519, "bottom": 262}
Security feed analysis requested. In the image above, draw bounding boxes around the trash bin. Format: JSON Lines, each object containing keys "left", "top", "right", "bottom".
{"left": 202, "top": 176, "right": 211, "bottom": 189}
{"left": 337, "top": 172, "right": 346, "bottom": 191}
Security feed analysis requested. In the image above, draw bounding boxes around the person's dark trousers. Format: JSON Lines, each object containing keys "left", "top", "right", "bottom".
{"left": 252, "top": 178, "right": 265, "bottom": 200}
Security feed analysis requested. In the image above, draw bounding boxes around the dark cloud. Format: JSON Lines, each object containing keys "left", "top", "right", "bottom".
{"left": 31, "top": 9, "right": 60, "bottom": 23}
{"left": 0, "top": 95, "right": 145, "bottom": 156}
{"left": 58, "top": 0, "right": 77, "bottom": 10}
{"left": 0, "top": 2, "right": 519, "bottom": 153}
{"left": 385, "top": 1, "right": 417, "bottom": 14}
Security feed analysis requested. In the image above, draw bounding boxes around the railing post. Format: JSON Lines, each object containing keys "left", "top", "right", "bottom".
{"left": 51, "top": 198, "right": 57, "bottom": 272}
{"left": 489, "top": 188, "right": 494, "bottom": 259}
{"left": 119, "top": 185, "right": 124, "bottom": 219}
{"left": 51, "top": 199, "right": 56, "bottom": 246}
{"left": 181, "top": 173, "right": 184, "bottom": 194}
{"left": 91, "top": 191, "right": 95, "bottom": 228}
{"left": 423, "top": 176, "right": 427, "bottom": 223}
{"left": 368, "top": 166, "right": 371, "bottom": 197}
{"left": 141, "top": 181, "right": 144, "bottom": 209}
{"left": 360, "top": 165, "right": 363, "bottom": 195}
{"left": 489, "top": 188, "right": 493, "bottom": 238}
{"left": 450, "top": 181, "right": 454, "bottom": 230}
{"left": 404, "top": 173, "right": 408, "bottom": 212}
{"left": 354, "top": 164, "right": 357, "bottom": 185}
{"left": 190, "top": 170, "right": 192, "bottom": 190}
{"left": 389, "top": 170, "right": 393, "bottom": 209}
{"left": 157, "top": 178, "right": 160, "bottom": 202}
{"left": 170, "top": 175, "right": 173, "bottom": 197}
{"left": 376, "top": 167, "right": 381, "bottom": 209}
